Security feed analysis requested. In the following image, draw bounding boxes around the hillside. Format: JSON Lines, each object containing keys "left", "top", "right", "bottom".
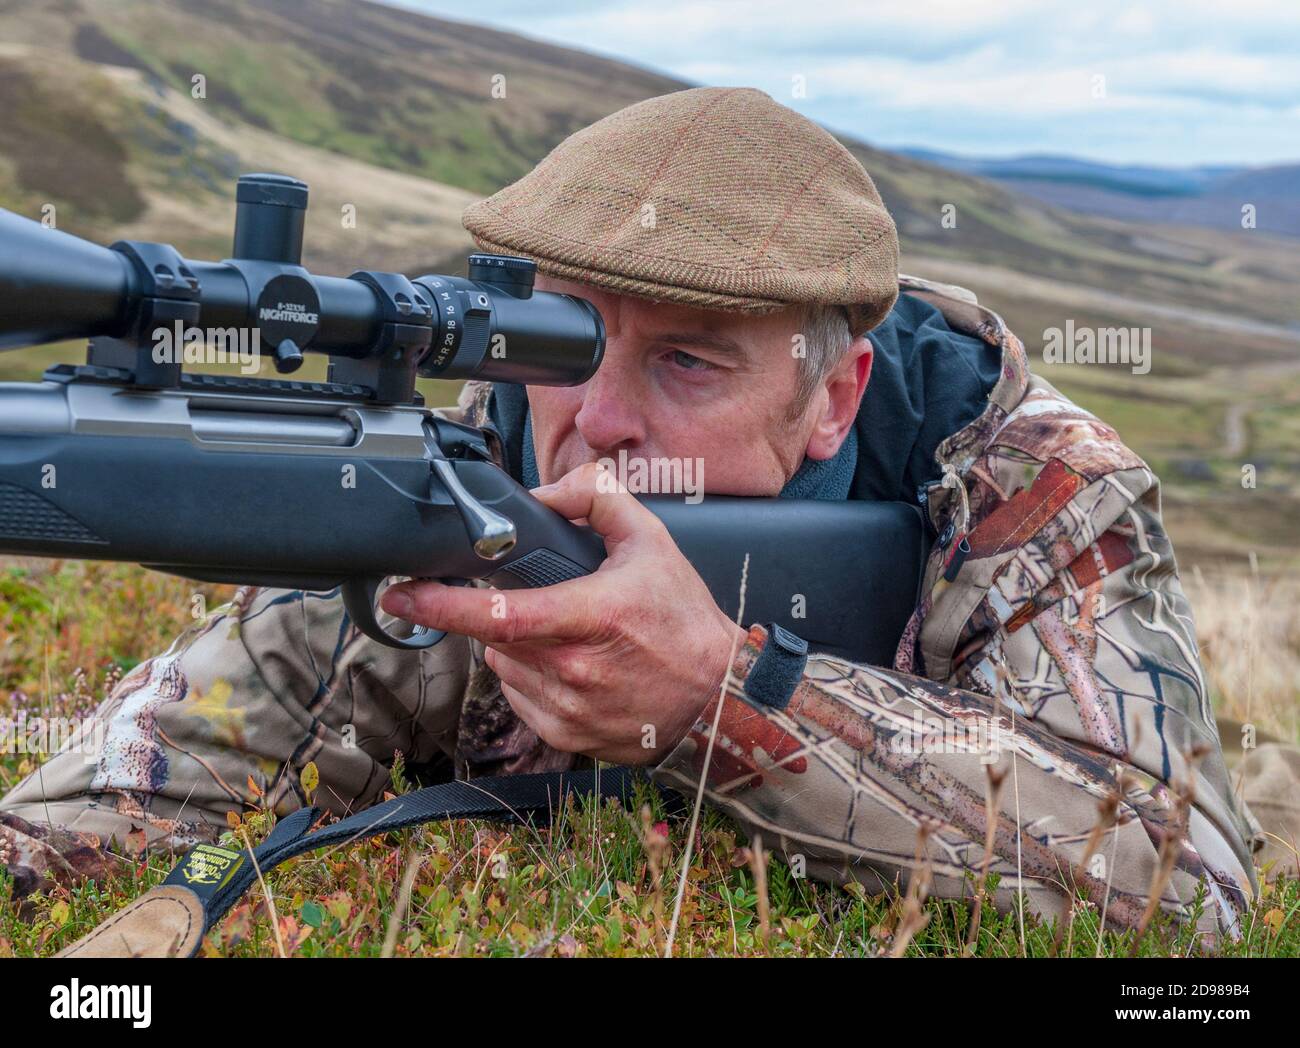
{"left": 901, "top": 149, "right": 1300, "bottom": 239}
{"left": 0, "top": 0, "right": 682, "bottom": 266}
{"left": 0, "top": 0, "right": 1297, "bottom": 563}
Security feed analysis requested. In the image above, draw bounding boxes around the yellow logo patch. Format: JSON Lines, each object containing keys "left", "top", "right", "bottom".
{"left": 178, "top": 844, "right": 244, "bottom": 888}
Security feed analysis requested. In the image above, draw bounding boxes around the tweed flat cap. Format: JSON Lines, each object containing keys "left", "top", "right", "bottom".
{"left": 462, "top": 87, "right": 900, "bottom": 337}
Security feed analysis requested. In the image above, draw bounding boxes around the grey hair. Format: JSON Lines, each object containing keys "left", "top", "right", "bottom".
{"left": 790, "top": 304, "right": 854, "bottom": 418}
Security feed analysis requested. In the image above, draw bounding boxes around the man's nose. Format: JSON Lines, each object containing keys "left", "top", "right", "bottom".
{"left": 573, "top": 359, "right": 647, "bottom": 454}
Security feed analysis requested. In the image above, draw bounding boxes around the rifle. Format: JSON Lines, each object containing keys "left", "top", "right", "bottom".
{"left": 0, "top": 173, "right": 927, "bottom": 666}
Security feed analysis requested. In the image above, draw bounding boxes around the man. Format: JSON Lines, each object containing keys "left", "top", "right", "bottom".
{"left": 0, "top": 87, "right": 1259, "bottom": 942}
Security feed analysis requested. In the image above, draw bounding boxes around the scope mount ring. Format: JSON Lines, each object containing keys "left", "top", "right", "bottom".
{"left": 341, "top": 576, "right": 468, "bottom": 651}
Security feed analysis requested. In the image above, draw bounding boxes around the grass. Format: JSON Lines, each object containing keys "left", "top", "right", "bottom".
{"left": 8, "top": 782, "right": 1300, "bottom": 958}
{"left": 2, "top": 555, "right": 1299, "bottom": 957}
{"left": 1188, "top": 566, "right": 1300, "bottom": 743}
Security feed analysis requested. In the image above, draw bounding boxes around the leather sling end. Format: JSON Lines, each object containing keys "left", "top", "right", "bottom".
{"left": 55, "top": 884, "right": 206, "bottom": 958}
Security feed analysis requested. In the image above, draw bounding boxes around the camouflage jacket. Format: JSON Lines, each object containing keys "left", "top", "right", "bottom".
{"left": 456, "top": 274, "right": 1259, "bottom": 936}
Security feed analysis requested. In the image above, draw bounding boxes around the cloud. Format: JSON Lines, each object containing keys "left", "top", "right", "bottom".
{"left": 392, "top": 0, "right": 1300, "bottom": 165}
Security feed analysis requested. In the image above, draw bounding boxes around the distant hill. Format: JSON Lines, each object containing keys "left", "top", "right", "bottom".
{"left": 902, "top": 148, "right": 1300, "bottom": 238}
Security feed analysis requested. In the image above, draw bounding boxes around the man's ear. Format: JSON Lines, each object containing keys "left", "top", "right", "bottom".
{"left": 804, "top": 337, "right": 872, "bottom": 461}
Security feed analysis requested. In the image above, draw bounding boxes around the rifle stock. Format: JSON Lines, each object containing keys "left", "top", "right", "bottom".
{"left": 0, "top": 380, "right": 926, "bottom": 665}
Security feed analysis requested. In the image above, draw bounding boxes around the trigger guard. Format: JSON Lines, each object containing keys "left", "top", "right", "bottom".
{"left": 341, "top": 577, "right": 465, "bottom": 651}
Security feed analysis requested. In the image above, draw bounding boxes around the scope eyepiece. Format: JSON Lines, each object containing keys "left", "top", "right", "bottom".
{"left": 414, "top": 255, "right": 604, "bottom": 387}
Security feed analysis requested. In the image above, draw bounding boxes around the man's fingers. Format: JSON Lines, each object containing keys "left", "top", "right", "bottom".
{"left": 488, "top": 647, "right": 593, "bottom": 754}
{"left": 532, "top": 462, "right": 663, "bottom": 548}
{"left": 486, "top": 645, "right": 577, "bottom": 750}
{"left": 381, "top": 580, "right": 580, "bottom": 646}
{"left": 498, "top": 680, "right": 576, "bottom": 754}
{"left": 485, "top": 647, "right": 550, "bottom": 713}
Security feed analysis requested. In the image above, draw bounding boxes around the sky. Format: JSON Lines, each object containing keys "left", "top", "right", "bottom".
{"left": 394, "top": 0, "right": 1300, "bottom": 169}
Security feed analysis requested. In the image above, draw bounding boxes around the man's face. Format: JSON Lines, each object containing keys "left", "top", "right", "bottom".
{"left": 527, "top": 274, "right": 871, "bottom": 496}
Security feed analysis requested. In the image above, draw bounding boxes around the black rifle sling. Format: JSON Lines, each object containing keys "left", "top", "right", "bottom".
{"left": 165, "top": 767, "right": 659, "bottom": 946}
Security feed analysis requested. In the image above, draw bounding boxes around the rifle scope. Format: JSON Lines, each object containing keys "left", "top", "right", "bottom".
{"left": 0, "top": 173, "right": 605, "bottom": 402}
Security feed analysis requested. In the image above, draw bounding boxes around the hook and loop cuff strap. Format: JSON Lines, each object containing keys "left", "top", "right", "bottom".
{"left": 57, "top": 766, "right": 662, "bottom": 958}
{"left": 741, "top": 624, "right": 809, "bottom": 711}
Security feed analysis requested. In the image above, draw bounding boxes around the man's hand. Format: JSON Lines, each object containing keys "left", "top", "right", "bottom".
{"left": 380, "top": 463, "right": 748, "bottom": 765}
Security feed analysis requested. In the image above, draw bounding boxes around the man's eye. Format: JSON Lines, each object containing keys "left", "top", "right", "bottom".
{"left": 670, "top": 349, "right": 713, "bottom": 371}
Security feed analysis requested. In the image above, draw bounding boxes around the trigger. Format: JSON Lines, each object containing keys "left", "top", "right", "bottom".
{"left": 341, "top": 577, "right": 449, "bottom": 651}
